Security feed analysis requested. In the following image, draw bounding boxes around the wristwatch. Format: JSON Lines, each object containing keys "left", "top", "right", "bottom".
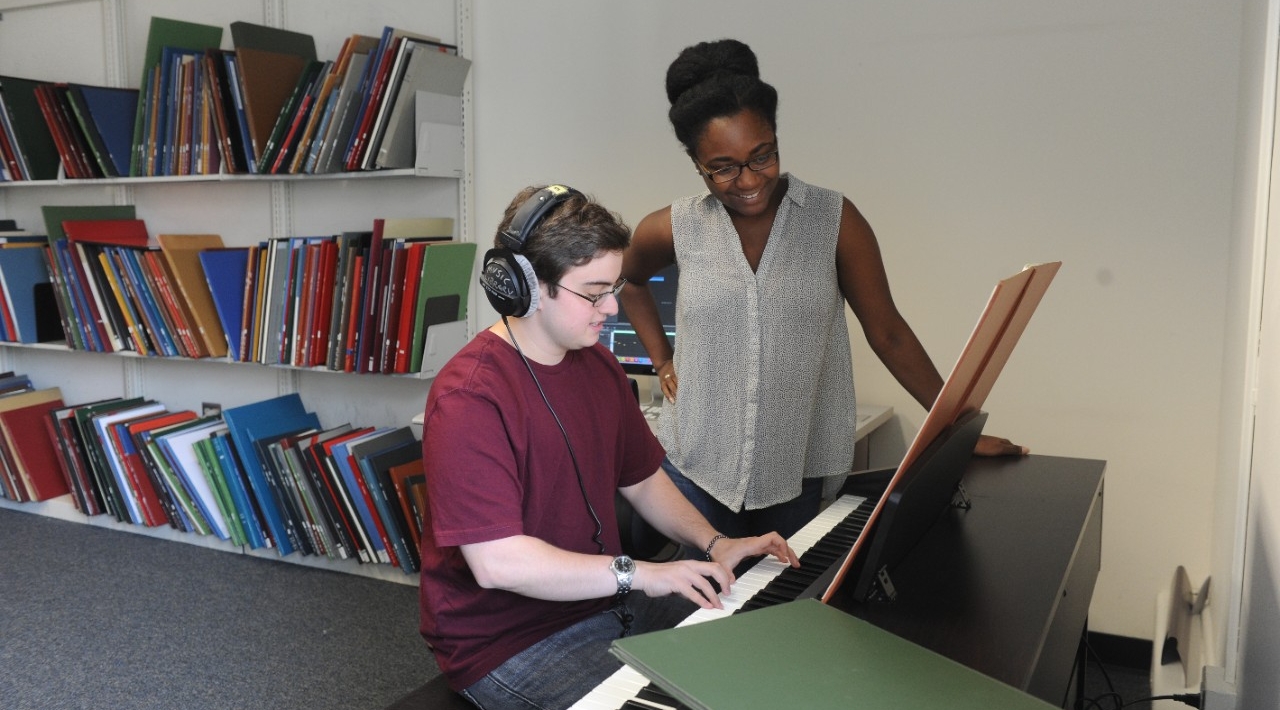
{"left": 610, "top": 555, "right": 635, "bottom": 597}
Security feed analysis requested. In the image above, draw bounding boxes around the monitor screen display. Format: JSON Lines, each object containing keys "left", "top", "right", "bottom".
{"left": 601, "top": 264, "right": 678, "bottom": 376}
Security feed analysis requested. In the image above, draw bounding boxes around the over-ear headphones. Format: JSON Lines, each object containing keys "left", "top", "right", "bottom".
{"left": 480, "top": 185, "right": 583, "bottom": 318}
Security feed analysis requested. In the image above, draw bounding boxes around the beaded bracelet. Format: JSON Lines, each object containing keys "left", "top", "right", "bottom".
{"left": 705, "top": 534, "right": 726, "bottom": 562}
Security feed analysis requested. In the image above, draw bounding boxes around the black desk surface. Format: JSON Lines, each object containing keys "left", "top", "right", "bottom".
{"left": 830, "top": 454, "right": 1106, "bottom": 706}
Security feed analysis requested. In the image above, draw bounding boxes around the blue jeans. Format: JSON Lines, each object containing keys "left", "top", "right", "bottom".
{"left": 662, "top": 456, "right": 822, "bottom": 544}
{"left": 460, "top": 594, "right": 696, "bottom": 710}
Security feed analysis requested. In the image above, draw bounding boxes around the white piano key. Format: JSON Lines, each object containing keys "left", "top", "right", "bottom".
{"left": 570, "top": 493, "right": 869, "bottom": 710}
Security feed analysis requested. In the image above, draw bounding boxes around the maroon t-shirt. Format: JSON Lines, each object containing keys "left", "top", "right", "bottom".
{"left": 418, "top": 331, "right": 664, "bottom": 690}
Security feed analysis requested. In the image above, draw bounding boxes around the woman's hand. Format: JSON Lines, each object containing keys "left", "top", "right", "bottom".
{"left": 974, "top": 434, "right": 1028, "bottom": 457}
{"left": 655, "top": 361, "right": 678, "bottom": 402}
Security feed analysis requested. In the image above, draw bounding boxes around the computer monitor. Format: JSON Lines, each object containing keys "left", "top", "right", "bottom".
{"left": 601, "top": 264, "right": 678, "bottom": 376}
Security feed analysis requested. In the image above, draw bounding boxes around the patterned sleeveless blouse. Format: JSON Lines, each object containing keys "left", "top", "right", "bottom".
{"left": 660, "top": 174, "right": 856, "bottom": 510}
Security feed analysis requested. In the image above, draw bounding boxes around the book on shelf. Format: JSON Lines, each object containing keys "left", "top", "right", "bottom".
{"left": 143, "top": 248, "right": 208, "bottom": 357}
{"left": 228, "top": 22, "right": 317, "bottom": 171}
{"left": 158, "top": 234, "right": 229, "bottom": 358}
{"left": 610, "top": 599, "right": 1059, "bottom": 710}
{"left": 121, "top": 409, "right": 200, "bottom": 531}
{"left": 64, "top": 84, "right": 139, "bottom": 178}
{"left": 153, "top": 415, "right": 235, "bottom": 539}
{"left": 355, "top": 219, "right": 387, "bottom": 373}
{"left": 277, "top": 424, "right": 356, "bottom": 560}
{"left": 253, "top": 57, "right": 320, "bottom": 174}
{"left": 209, "top": 427, "right": 272, "bottom": 549}
{"left": 346, "top": 426, "right": 419, "bottom": 570}
{"left": 0, "top": 246, "right": 62, "bottom": 344}
{"left": 220, "top": 393, "right": 321, "bottom": 558}
{"left": 42, "top": 205, "right": 139, "bottom": 353}
{"left": 310, "top": 36, "right": 379, "bottom": 174}
{"left": 315, "top": 425, "right": 378, "bottom": 563}
{"left": 0, "top": 387, "right": 67, "bottom": 502}
{"left": 61, "top": 218, "right": 150, "bottom": 248}
{"left": 374, "top": 42, "right": 470, "bottom": 171}
{"left": 34, "top": 82, "right": 100, "bottom": 179}
{"left": 409, "top": 241, "right": 476, "bottom": 373}
{"left": 344, "top": 28, "right": 448, "bottom": 172}
{"left": 136, "top": 414, "right": 219, "bottom": 534}
{"left": 288, "top": 35, "right": 363, "bottom": 175}
{"left": 130, "top": 17, "right": 223, "bottom": 177}
{"left": 326, "top": 231, "right": 369, "bottom": 370}
{"left": 191, "top": 431, "right": 244, "bottom": 545}
{"left": 293, "top": 423, "right": 363, "bottom": 561}
{"left": 325, "top": 426, "right": 390, "bottom": 564}
{"left": 196, "top": 246, "right": 249, "bottom": 361}
{"left": 388, "top": 458, "right": 425, "bottom": 561}
{"left": 108, "top": 410, "right": 180, "bottom": 529}
{"left": 46, "top": 399, "right": 113, "bottom": 516}
{"left": 200, "top": 49, "right": 248, "bottom": 174}
{"left": 355, "top": 430, "right": 423, "bottom": 573}
{"left": 95, "top": 247, "right": 153, "bottom": 354}
{"left": 250, "top": 425, "right": 320, "bottom": 557}
{"left": 359, "top": 36, "right": 456, "bottom": 172}
{"left": 0, "top": 75, "right": 64, "bottom": 180}
{"left": 90, "top": 399, "right": 169, "bottom": 526}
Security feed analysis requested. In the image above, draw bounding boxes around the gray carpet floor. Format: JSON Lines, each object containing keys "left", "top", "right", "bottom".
{"left": 0, "top": 505, "right": 440, "bottom": 710}
{"left": 0, "top": 502, "right": 1153, "bottom": 710}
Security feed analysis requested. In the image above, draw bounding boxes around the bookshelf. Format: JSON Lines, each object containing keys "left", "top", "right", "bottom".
{"left": 0, "top": 0, "right": 476, "bottom": 585}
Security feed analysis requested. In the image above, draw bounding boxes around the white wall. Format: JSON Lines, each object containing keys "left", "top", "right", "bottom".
{"left": 1213, "top": 0, "right": 1273, "bottom": 680}
{"left": 470, "top": 1, "right": 1244, "bottom": 641}
{"left": 1234, "top": 1, "right": 1280, "bottom": 703}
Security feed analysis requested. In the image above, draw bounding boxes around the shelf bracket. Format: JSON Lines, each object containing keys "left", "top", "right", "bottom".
{"left": 277, "top": 368, "right": 300, "bottom": 397}
{"left": 122, "top": 358, "right": 144, "bottom": 398}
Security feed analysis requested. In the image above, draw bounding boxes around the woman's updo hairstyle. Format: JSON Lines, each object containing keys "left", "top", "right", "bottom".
{"left": 665, "top": 39, "right": 778, "bottom": 155}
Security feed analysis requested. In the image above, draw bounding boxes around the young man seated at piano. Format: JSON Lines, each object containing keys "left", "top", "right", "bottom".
{"left": 418, "top": 184, "right": 799, "bottom": 710}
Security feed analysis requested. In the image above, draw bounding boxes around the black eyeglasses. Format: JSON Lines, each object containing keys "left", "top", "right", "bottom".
{"left": 697, "top": 150, "right": 780, "bottom": 184}
{"left": 556, "top": 279, "right": 627, "bottom": 307}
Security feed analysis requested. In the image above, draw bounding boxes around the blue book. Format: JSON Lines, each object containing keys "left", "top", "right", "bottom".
{"left": 211, "top": 429, "right": 269, "bottom": 550}
{"left": 331, "top": 428, "right": 391, "bottom": 563}
{"left": 0, "top": 247, "right": 49, "bottom": 342}
{"left": 350, "top": 429, "right": 420, "bottom": 573}
{"left": 71, "top": 85, "right": 139, "bottom": 177}
{"left": 119, "top": 248, "right": 179, "bottom": 357}
{"left": 52, "top": 240, "right": 103, "bottom": 351}
{"left": 222, "top": 53, "right": 258, "bottom": 173}
{"left": 221, "top": 393, "right": 320, "bottom": 557}
{"left": 198, "top": 247, "right": 250, "bottom": 361}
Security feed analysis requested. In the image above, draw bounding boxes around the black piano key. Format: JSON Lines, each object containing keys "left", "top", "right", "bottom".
{"left": 629, "top": 683, "right": 689, "bottom": 710}
{"left": 731, "top": 496, "right": 878, "bottom": 612}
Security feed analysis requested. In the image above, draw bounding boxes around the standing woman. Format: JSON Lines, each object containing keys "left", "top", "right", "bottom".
{"left": 620, "top": 38, "right": 1024, "bottom": 542}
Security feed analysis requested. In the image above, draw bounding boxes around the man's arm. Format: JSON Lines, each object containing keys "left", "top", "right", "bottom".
{"left": 618, "top": 469, "right": 799, "bottom": 576}
{"left": 458, "top": 470, "right": 797, "bottom": 610}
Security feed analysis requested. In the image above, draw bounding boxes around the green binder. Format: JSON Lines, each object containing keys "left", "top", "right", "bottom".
{"left": 610, "top": 599, "right": 1058, "bottom": 710}
{"left": 408, "top": 242, "right": 475, "bottom": 373}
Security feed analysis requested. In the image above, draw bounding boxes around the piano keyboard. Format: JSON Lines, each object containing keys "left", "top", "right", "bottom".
{"left": 569, "top": 493, "right": 873, "bottom": 710}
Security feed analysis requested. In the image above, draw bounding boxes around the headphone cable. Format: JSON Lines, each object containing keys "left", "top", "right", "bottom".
{"left": 502, "top": 316, "right": 607, "bottom": 554}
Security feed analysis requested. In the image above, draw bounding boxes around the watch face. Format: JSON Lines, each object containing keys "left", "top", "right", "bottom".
{"left": 613, "top": 556, "right": 635, "bottom": 574}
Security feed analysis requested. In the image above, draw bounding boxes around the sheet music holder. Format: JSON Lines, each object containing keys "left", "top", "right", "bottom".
{"left": 820, "top": 261, "right": 1061, "bottom": 604}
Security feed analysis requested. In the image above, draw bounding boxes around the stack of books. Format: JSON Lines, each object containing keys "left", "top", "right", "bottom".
{"left": 4, "top": 386, "right": 429, "bottom": 572}
{"left": 0, "top": 16, "right": 470, "bottom": 181}
{"left": 30, "top": 205, "right": 475, "bottom": 372}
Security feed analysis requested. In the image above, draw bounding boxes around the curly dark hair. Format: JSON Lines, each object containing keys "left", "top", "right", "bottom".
{"left": 494, "top": 186, "right": 631, "bottom": 296}
{"left": 665, "top": 39, "right": 779, "bottom": 154}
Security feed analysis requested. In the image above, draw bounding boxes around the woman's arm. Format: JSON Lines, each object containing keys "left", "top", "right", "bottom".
{"left": 619, "top": 207, "right": 680, "bottom": 399}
